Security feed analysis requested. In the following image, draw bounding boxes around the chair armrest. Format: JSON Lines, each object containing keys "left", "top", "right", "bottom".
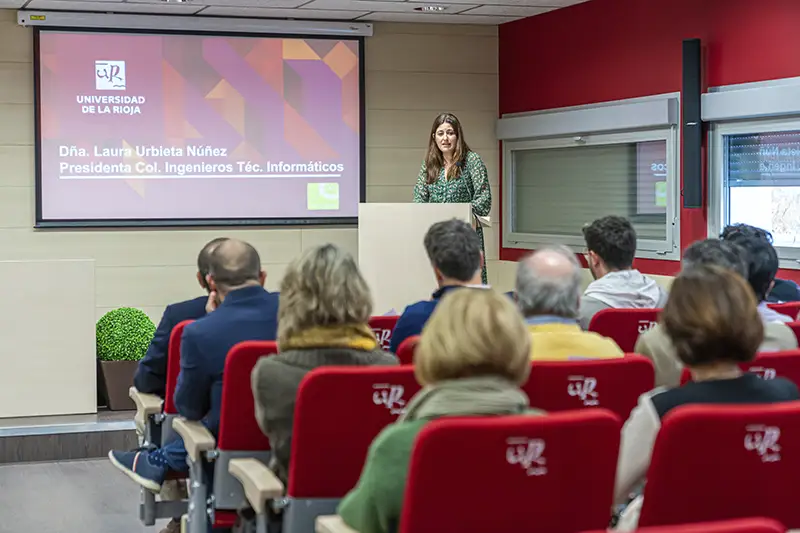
{"left": 316, "top": 516, "right": 360, "bottom": 533}
{"left": 228, "top": 458, "right": 284, "bottom": 515}
{"left": 129, "top": 387, "right": 164, "bottom": 420}
{"left": 172, "top": 418, "right": 216, "bottom": 463}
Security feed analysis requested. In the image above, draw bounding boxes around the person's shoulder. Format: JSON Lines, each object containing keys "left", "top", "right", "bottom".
{"left": 764, "top": 376, "right": 800, "bottom": 400}
{"left": 581, "top": 330, "right": 625, "bottom": 355}
{"left": 167, "top": 295, "right": 208, "bottom": 322}
{"left": 465, "top": 151, "right": 484, "bottom": 165}
{"left": 367, "top": 350, "right": 399, "bottom": 365}
{"left": 399, "top": 299, "right": 436, "bottom": 320}
{"left": 373, "top": 420, "right": 427, "bottom": 453}
{"left": 762, "top": 321, "right": 799, "bottom": 350}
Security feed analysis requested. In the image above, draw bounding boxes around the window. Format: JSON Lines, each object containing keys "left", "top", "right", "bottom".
{"left": 710, "top": 119, "right": 800, "bottom": 267}
{"left": 504, "top": 130, "right": 679, "bottom": 258}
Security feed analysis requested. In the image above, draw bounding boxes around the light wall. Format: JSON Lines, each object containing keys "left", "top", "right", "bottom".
{"left": 0, "top": 10, "right": 513, "bottom": 321}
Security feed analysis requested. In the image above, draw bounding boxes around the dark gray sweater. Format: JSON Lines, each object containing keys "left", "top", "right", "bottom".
{"left": 251, "top": 347, "right": 397, "bottom": 485}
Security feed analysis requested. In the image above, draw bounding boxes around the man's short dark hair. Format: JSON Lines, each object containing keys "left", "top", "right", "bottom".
{"left": 682, "top": 239, "right": 748, "bottom": 279}
{"left": 197, "top": 237, "right": 229, "bottom": 290}
{"left": 582, "top": 216, "right": 637, "bottom": 270}
{"left": 208, "top": 239, "right": 262, "bottom": 289}
{"left": 720, "top": 223, "right": 774, "bottom": 244}
{"left": 721, "top": 229, "right": 779, "bottom": 302}
{"left": 424, "top": 219, "right": 481, "bottom": 282}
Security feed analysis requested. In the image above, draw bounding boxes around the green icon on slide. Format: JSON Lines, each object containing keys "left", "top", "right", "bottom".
{"left": 655, "top": 181, "right": 667, "bottom": 208}
{"left": 308, "top": 183, "right": 340, "bottom": 210}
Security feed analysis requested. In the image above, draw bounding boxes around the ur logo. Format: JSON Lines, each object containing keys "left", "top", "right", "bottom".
{"left": 95, "top": 60, "right": 126, "bottom": 90}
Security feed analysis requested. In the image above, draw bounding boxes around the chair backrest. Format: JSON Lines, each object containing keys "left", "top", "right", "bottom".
{"left": 523, "top": 355, "right": 654, "bottom": 420}
{"left": 288, "top": 366, "right": 421, "bottom": 498}
{"left": 679, "top": 350, "right": 800, "bottom": 386}
{"left": 768, "top": 303, "right": 800, "bottom": 321}
{"left": 788, "top": 322, "right": 800, "bottom": 345}
{"left": 399, "top": 410, "right": 622, "bottom": 533}
{"left": 164, "top": 319, "right": 192, "bottom": 414}
{"left": 581, "top": 517, "right": 786, "bottom": 533}
{"left": 217, "top": 341, "right": 278, "bottom": 452}
{"left": 588, "top": 308, "right": 661, "bottom": 353}
{"left": 639, "top": 402, "right": 800, "bottom": 528}
{"left": 369, "top": 316, "right": 400, "bottom": 351}
{"left": 396, "top": 335, "right": 419, "bottom": 365}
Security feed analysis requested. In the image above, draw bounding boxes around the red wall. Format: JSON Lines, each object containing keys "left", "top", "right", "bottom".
{"left": 498, "top": 0, "right": 800, "bottom": 280}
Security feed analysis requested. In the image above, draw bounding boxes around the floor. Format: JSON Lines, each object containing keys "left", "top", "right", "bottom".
{"left": 0, "top": 458, "right": 168, "bottom": 532}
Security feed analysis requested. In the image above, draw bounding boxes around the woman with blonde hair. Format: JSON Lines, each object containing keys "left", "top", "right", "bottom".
{"left": 251, "top": 244, "right": 396, "bottom": 486}
{"left": 337, "top": 288, "right": 540, "bottom": 533}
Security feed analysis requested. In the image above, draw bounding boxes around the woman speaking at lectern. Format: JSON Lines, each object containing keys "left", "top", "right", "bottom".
{"left": 413, "top": 113, "right": 492, "bottom": 285}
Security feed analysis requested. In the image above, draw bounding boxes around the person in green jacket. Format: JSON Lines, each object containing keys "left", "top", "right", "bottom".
{"left": 337, "top": 287, "right": 542, "bottom": 533}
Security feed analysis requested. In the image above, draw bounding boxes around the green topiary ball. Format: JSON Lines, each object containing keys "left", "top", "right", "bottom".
{"left": 96, "top": 307, "right": 156, "bottom": 362}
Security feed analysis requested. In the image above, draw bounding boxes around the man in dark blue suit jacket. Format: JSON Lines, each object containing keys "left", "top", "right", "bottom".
{"left": 389, "top": 219, "right": 485, "bottom": 353}
{"left": 110, "top": 239, "right": 280, "bottom": 493}
{"left": 133, "top": 237, "right": 228, "bottom": 398}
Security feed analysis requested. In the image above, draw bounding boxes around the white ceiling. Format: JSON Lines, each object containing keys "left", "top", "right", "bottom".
{"left": 1, "top": 0, "right": 589, "bottom": 25}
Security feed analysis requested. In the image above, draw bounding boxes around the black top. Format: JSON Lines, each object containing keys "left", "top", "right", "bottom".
{"left": 133, "top": 295, "right": 208, "bottom": 397}
{"left": 652, "top": 373, "right": 800, "bottom": 420}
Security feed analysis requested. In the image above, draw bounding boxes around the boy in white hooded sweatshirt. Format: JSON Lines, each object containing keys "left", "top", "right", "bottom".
{"left": 579, "top": 216, "right": 669, "bottom": 330}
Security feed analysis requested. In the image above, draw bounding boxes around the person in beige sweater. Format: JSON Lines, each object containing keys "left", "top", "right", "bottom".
{"left": 635, "top": 238, "right": 798, "bottom": 388}
{"left": 251, "top": 244, "right": 397, "bottom": 486}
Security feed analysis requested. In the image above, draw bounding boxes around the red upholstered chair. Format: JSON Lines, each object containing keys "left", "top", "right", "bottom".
{"left": 129, "top": 319, "right": 193, "bottom": 527}
{"left": 177, "top": 340, "right": 278, "bottom": 532}
{"left": 588, "top": 308, "right": 662, "bottom": 353}
{"left": 679, "top": 350, "right": 800, "bottom": 386}
{"left": 788, "top": 322, "right": 800, "bottom": 345}
{"left": 768, "top": 302, "right": 800, "bottom": 321}
{"left": 399, "top": 410, "right": 622, "bottom": 533}
{"left": 369, "top": 316, "right": 399, "bottom": 351}
{"left": 581, "top": 517, "right": 787, "bottom": 533}
{"left": 638, "top": 403, "right": 800, "bottom": 528}
{"left": 230, "top": 366, "right": 422, "bottom": 533}
{"left": 523, "top": 355, "right": 655, "bottom": 420}
{"left": 396, "top": 335, "right": 419, "bottom": 365}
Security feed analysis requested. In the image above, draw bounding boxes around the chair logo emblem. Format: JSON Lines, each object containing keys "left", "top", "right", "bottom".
{"left": 506, "top": 437, "right": 547, "bottom": 476}
{"left": 372, "top": 383, "right": 406, "bottom": 415}
{"left": 637, "top": 320, "right": 658, "bottom": 334}
{"left": 747, "top": 366, "right": 777, "bottom": 380}
{"left": 372, "top": 328, "right": 392, "bottom": 350}
{"left": 745, "top": 424, "right": 781, "bottom": 463}
{"left": 567, "top": 376, "right": 599, "bottom": 406}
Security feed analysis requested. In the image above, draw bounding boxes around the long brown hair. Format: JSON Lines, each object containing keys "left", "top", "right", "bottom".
{"left": 425, "top": 113, "right": 471, "bottom": 184}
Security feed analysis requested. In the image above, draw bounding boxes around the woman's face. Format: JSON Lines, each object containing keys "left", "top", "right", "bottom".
{"left": 434, "top": 122, "right": 457, "bottom": 156}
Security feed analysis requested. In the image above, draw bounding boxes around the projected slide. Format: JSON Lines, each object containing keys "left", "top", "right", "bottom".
{"left": 635, "top": 140, "right": 668, "bottom": 216}
{"left": 36, "top": 30, "right": 362, "bottom": 225}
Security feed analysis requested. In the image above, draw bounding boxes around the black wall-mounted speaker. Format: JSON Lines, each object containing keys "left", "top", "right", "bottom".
{"left": 682, "top": 38, "right": 703, "bottom": 209}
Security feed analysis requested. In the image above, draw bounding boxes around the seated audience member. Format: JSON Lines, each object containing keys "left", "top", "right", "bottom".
{"left": 134, "top": 237, "right": 228, "bottom": 400}
{"left": 635, "top": 239, "right": 797, "bottom": 387}
{"left": 579, "top": 216, "right": 668, "bottom": 330}
{"left": 251, "top": 244, "right": 397, "bottom": 486}
{"left": 389, "top": 218, "right": 484, "bottom": 353}
{"left": 516, "top": 246, "right": 623, "bottom": 360}
{"left": 130, "top": 236, "right": 227, "bottom": 533}
{"left": 614, "top": 265, "right": 799, "bottom": 529}
{"left": 338, "top": 288, "right": 541, "bottom": 533}
{"left": 721, "top": 223, "right": 800, "bottom": 303}
{"left": 108, "top": 239, "right": 280, "bottom": 495}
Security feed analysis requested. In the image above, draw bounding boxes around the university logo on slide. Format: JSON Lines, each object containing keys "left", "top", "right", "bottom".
{"left": 95, "top": 60, "right": 126, "bottom": 90}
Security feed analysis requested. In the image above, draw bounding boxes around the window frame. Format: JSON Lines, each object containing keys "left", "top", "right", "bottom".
{"left": 709, "top": 117, "right": 800, "bottom": 270}
{"left": 502, "top": 127, "right": 681, "bottom": 260}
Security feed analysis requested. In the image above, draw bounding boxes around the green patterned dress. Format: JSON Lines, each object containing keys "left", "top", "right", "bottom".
{"left": 413, "top": 151, "right": 492, "bottom": 285}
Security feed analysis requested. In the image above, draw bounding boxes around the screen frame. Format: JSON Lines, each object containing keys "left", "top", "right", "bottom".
{"left": 33, "top": 26, "right": 367, "bottom": 229}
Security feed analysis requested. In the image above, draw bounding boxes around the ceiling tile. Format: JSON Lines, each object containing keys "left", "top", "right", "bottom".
{"left": 358, "top": 11, "right": 515, "bottom": 23}
{"left": 408, "top": 0, "right": 555, "bottom": 5}
{"left": 459, "top": 5, "right": 553, "bottom": 16}
{"left": 26, "top": 0, "right": 202, "bottom": 12}
{"left": 302, "top": 0, "right": 476, "bottom": 14}
{"left": 198, "top": 5, "right": 368, "bottom": 18}
{"left": 0, "top": 0, "right": 26, "bottom": 7}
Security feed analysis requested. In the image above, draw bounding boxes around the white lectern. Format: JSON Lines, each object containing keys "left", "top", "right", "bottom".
{"left": 358, "top": 202, "right": 473, "bottom": 315}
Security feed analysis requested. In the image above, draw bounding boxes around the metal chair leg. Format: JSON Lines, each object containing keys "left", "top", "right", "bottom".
{"left": 187, "top": 464, "right": 208, "bottom": 533}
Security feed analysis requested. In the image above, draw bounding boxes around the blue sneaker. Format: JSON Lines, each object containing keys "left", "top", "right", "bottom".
{"left": 108, "top": 448, "right": 167, "bottom": 492}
